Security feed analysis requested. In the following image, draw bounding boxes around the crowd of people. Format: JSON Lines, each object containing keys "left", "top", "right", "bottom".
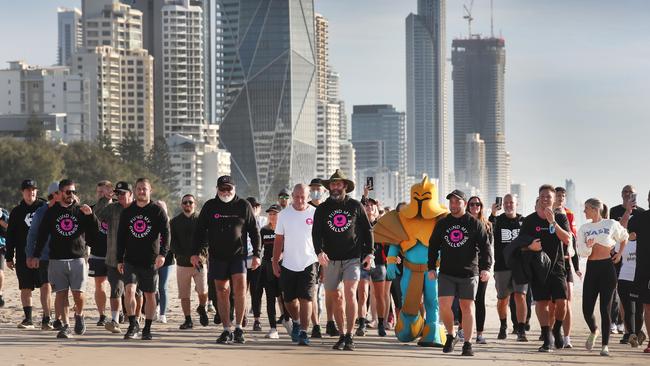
{"left": 0, "top": 171, "right": 649, "bottom": 358}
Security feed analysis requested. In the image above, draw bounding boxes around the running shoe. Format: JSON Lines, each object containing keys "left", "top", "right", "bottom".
{"left": 538, "top": 344, "right": 553, "bottom": 353}
{"left": 311, "top": 324, "right": 323, "bottom": 338}
{"left": 56, "top": 324, "right": 73, "bottom": 339}
{"left": 253, "top": 319, "right": 262, "bottom": 331}
{"left": 516, "top": 331, "right": 528, "bottom": 342}
{"left": 326, "top": 320, "right": 339, "bottom": 337}
{"left": 17, "top": 319, "right": 35, "bottom": 329}
{"left": 105, "top": 320, "right": 122, "bottom": 334}
{"left": 638, "top": 330, "right": 647, "bottom": 346}
{"left": 629, "top": 333, "right": 639, "bottom": 348}
{"left": 124, "top": 322, "right": 140, "bottom": 340}
{"left": 233, "top": 327, "right": 246, "bottom": 344}
{"left": 498, "top": 326, "right": 507, "bottom": 340}
{"left": 180, "top": 320, "right": 194, "bottom": 330}
{"left": 141, "top": 328, "right": 153, "bottom": 340}
{"left": 620, "top": 333, "right": 630, "bottom": 344}
{"left": 617, "top": 323, "right": 625, "bottom": 334}
{"left": 443, "top": 334, "right": 459, "bottom": 353}
{"left": 378, "top": 321, "right": 386, "bottom": 337}
{"left": 600, "top": 345, "right": 609, "bottom": 356}
{"left": 291, "top": 322, "right": 300, "bottom": 343}
{"left": 586, "top": 329, "right": 599, "bottom": 351}
{"left": 563, "top": 336, "right": 573, "bottom": 349}
{"left": 552, "top": 326, "right": 563, "bottom": 349}
{"left": 0, "top": 295, "right": 4, "bottom": 308}
{"left": 197, "top": 305, "right": 209, "bottom": 327}
{"left": 96, "top": 315, "right": 107, "bottom": 327}
{"left": 207, "top": 303, "right": 215, "bottom": 313}
{"left": 644, "top": 345, "right": 650, "bottom": 353}
{"left": 343, "top": 333, "right": 355, "bottom": 351}
{"left": 476, "top": 335, "right": 487, "bottom": 344}
{"left": 214, "top": 313, "right": 221, "bottom": 325}
{"left": 216, "top": 330, "right": 233, "bottom": 344}
{"left": 41, "top": 319, "right": 53, "bottom": 331}
{"left": 283, "top": 319, "right": 293, "bottom": 335}
{"left": 158, "top": 315, "right": 167, "bottom": 324}
{"left": 298, "top": 330, "right": 310, "bottom": 346}
{"left": 461, "top": 342, "right": 474, "bottom": 356}
{"left": 609, "top": 323, "right": 617, "bottom": 334}
{"left": 332, "top": 335, "right": 345, "bottom": 350}
{"left": 74, "top": 314, "right": 86, "bottom": 335}
{"left": 52, "top": 319, "right": 63, "bottom": 331}
{"left": 266, "top": 328, "right": 279, "bottom": 339}
{"left": 355, "top": 318, "right": 367, "bottom": 337}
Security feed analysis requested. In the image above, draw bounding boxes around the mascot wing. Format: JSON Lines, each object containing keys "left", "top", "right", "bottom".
{"left": 373, "top": 211, "right": 409, "bottom": 245}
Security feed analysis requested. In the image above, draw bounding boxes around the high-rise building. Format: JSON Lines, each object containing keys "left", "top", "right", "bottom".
{"left": 510, "top": 183, "right": 527, "bottom": 214}
{"left": 0, "top": 61, "right": 91, "bottom": 143}
{"left": 406, "top": 0, "right": 450, "bottom": 200}
{"left": 218, "top": 0, "right": 317, "bottom": 202}
{"left": 57, "top": 8, "right": 83, "bottom": 66}
{"left": 353, "top": 140, "right": 384, "bottom": 171}
{"left": 564, "top": 179, "right": 579, "bottom": 214}
{"left": 338, "top": 141, "right": 356, "bottom": 197}
{"left": 452, "top": 36, "right": 508, "bottom": 201}
{"left": 464, "top": 133, "right": 487, "bottom": 198}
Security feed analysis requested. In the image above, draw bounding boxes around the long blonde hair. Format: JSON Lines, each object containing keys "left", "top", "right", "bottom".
{"left": 585, "top": 198, "right": 608, "bottom": 219}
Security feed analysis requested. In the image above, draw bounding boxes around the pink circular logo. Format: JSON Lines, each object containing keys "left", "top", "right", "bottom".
{"left": 101, "top": 221, "right": 109, "bottom": 230}
{"left": 60, "top": 218, "right": 74, "bottom": 232}
{"left": 306, "top": 218, "right": 313, "bottom": 225}
{"left": 333, "top": 214, "right": 348, "bottom": 228}
{"left": 535, "top": 226, "right": 542, "bottom": 232}
{"left": 449, "top": 229, "right": 464, "bottom": 243}
{"left": 213, "top": 213, "right": 221, "bottom": 219}
{"left": 133, "top": 219, "right": 148, "bottom": 234}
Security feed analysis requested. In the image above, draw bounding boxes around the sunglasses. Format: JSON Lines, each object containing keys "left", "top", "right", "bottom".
{"left": 115, "top": 191, "right": 128, "bottom": 196}
{"left": 279, "top": 195, "right": 290, "bottom": 199}
{"left": 182, "top": 201, "right": 194, "bottom": 205}
{"left": 218, "top": 186, "right": 233, "bottom": 192}
{"left": 65, "top": 190, "right": 77, "bottom": 195}
{"left": 469, "top": 202, "right": 482, "bottom": 207}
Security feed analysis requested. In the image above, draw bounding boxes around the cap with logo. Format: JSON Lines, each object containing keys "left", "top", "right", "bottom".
{"left": 266, "top": 204, "right": 282, "bottom": 213}
{"left": 217, "top": 175, "right": 235, "bottom": 187}
{"left": 445, "top": 189, "right": 467, "bottom": 202}
{"left": 114, "top": 181, "right": 132, "bottom": 193}
{"left": 21, "top": 179, "right": 38, "bottom": 190}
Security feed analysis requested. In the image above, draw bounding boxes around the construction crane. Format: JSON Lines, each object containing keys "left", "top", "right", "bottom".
{"left": 463, "top": 0, "right": 475, "bottom": 38}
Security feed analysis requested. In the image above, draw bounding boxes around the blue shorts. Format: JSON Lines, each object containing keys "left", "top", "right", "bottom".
{"left": 208, "top": 257, "right": 247, "bottom": 281}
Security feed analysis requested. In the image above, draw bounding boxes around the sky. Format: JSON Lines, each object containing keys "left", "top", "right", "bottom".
{"left": 1, "top": 0, "right": 650, "bottom": 211}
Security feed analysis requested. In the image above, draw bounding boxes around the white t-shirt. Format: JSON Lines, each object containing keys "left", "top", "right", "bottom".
{"left": 577, "top": 219, "right": 629, "bottom": 257}
{"left": 275, "top": 205, "right": 317, "bottom": 272}
{"left": 618, "top": 240, "right": 637, "bottom": 282}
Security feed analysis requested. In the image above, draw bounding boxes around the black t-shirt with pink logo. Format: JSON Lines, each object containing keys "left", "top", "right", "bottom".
{"left": 116, "top": 201, "right": 170, "bottom": 267}
{"left": 34, "top": 202, "right": 98, "bottom": 260}
{"left": 312, "top": 196, "right": 373, "bottom": 261}
{"left": 520, "top": 212, "right": 570, "bottom": 276}
{"left": 92, "top": 202, "right": 110, "bottom": 258}
{"left": 428, "top": 212, "right": 492, "bottom": 278}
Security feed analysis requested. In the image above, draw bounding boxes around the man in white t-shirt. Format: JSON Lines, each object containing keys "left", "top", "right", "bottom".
{"left": 272, "top": 184, "right": 318, "bottom": 346}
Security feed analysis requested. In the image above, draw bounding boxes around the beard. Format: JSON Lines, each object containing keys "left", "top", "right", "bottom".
{"left": 329, "top": 189, "right": 344, "bottom": 200}
{"left": 218, "top": 192, "right": 234, "bottom": 203}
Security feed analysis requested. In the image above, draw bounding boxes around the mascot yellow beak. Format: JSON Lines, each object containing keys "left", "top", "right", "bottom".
{"left": 401, "top": 176, "right": 447, "bottom": 219}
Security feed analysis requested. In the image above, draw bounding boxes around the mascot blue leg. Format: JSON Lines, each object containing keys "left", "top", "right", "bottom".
{"left": 418, "top": 273, "right": 443, "bottom": 346}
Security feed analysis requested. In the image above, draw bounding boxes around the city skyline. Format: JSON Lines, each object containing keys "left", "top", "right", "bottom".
{"left": 1, "top": 0, "right": 650, "bottom": 209}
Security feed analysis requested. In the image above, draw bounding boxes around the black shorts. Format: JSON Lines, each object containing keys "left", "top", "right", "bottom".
{"left": 636, "top": 275, "right": 650, "bottom": 304}
{"left": 88, "top": 258, "right": 108, "bottom": 278}
{"left": 531, "top": 272, "right": 567, "bottom": 302}
{"left": 123, "top": 263, "right": 158, "bottom": 293}
{"left": 208, "top": 257, "right": 246, "bottom": 281}
{"left": 38, "top": 260, "right": 50, "bottom": 285}
{"left": 15, "top": 258, "right": 44, "bottom": 290}
{"left": 280, "top": 263, "right": 318, "bottom": 302}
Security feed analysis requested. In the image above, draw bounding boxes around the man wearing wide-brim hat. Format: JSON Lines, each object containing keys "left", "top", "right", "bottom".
{"left": 312, "top": 169, "right": 373, "bottom": 351}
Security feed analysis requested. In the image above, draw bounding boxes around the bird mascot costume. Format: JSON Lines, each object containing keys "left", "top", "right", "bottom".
{"left": 373, "top": 176, "right": 448, "bottom": 346}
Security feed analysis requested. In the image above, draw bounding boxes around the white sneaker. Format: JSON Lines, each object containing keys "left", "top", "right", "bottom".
{"left": 616, "top": 323, "right": 625, "bottom": 334}
{"left": 158, "top": 315, "right": 167, "bottom": 324}
{"left": 600, "top": 345, "right": 609, "bottom": 356}
{"left": 266, "top": 328, "right": 279, "bottom": 339}
{"left": 282, "top": 319, "right": 292, "bottom": 335}
{"left": 610, "top": 323, "right": 617, "bottom": 334}
{"left": 586, "top": 329, "right": 599, "bottom": 351}
{"left": 207, "top": 303, "right": 215, "bottom": 313}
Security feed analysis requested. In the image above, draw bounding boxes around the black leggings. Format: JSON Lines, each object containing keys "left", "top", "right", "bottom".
{"left": 618, "top": 280, "right": 645, "bottom": 335}
{"left": 582, "top": 258, "right": 617, "bottom": 346}
{"left": 260, "top": 260, "right": 280, "bottom": 328}
{"left": 247, "top": 267, "right": 262, "bottom": 318}
{"left": 456, "top": 280, "right": 488, "bottom": 332}
{"left": 390, "top": 275, "right": 402, "bottom": 310}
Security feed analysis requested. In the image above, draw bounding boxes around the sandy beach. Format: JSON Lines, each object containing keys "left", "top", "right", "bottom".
{"left": 1, "top": 262, "right": 648, "bottom": 366}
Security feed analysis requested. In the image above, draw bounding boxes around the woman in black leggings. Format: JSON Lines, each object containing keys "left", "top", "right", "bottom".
{"left": 577, "top": 198, "right": 628, "bottom": 356}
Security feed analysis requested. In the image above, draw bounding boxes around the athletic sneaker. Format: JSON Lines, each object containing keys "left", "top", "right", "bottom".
{"left": 17, "top": 319, "right": 35, "bottom": 329}
{"left": 476, "top": 335, "right": 487, "bottom": 344}
{"left": 124, "top": 323, "right": 140, "bottom": 340}
{"left": 311, "top": 324, "right": 323, "bottom": 338}
{"left": 332, "top": 335, "right": 346, "bottom": 350}
{"left": 586, "top": 330, "right": 599, "bottom": 351}
{"left": 283, "top": 319, "right": 293, "bottom": 335}
{"left": 141, "top": 328, "right": 153, "bottom": 340}
{"left": 629, "top": 333, "right": 639, "bottom": 348}
{"left": 600, "top": 345, "right": 609, "bottom": 356}
{"left": 52, "top": 319, "right": 63, "bottom": 331}
{"left": 41, "top": 319, "right": 53, "bottom": 331}
{"left": 443, "top": 334, "right": 459, "bottom": 353}
{"left": 105, "top": 320, "right": 122, "bottom": 334}
{"left": 617, "top": 323, "right": 625, "bottom": 334}
{"left": 197, "top": 305, "right": 209, "bottom": 327}
{"left": 538, "top": 344, "right": 553, "bottom": 353}
{"left": 552, "top": 326, "right": 563, "bottom": 349}
{"left": 216, "top": 330, "right": 233, "bottom": 344}
{"left": 644, "top": 345, "right": 650, "bottom": 353}
{"left": 563, "top": 336, "right": 573, "bottom": 349}
{"left": 214, "top": 313, "right": 221, "bottom": 325}
{"left": 207, "top": 303, "right": 215, "bottom": 313}
{"left": 180, "top": 320, "right": 193, "bottom": 330}
{"left": 355, "top": 318, "right": 367, "bottom": 337}
{"left": 461, "top": 342, "right": 474, "bottom": 356}
{"left": 326, "top": 320, "right": 339, "bottom": 337}
{"left": 516, "top": 331, "right": 528, "bottom": 342}
{"left": 266, "top": 328, "right": 279, "bottom": 339}
{"left": 609, "top": 323, "right": 617, "bottom": 334}
{"left": 0, "top": 295, "right": 5, "bottom": 307}
{"left": 233, "top": 327, "right": 246, "bottom": 344}
{"left": 498, "top": 327, "right": 507, "bottom": 340}
{"left": 620, "top": 333, "right": 630, "bottom": 344}
{"left": 298, "top": 330, "right": 310, "bottom": 346}
{"left": 377, "top": 321, "right": 386, "bottom": 337}
{"left": 119, "top": 313, "right": 125, "bottom": 324}
{"left": 638, "top": 330, "right": 647, "bottom": 346}
{"left": 56, "top": 324, "right": 73, "bottom": 339}
{"left": 457, "top": 328, "right": 465, "bottom": 343}
{"left": 74, "top": 315, "right": 86, "bottom": 335}
{"left": 96, "top": 315, "right": 107, "bottom": 326}
{"left": 291, "top": 322, "right": 300, "bottom": 343}
{"left": 158, "top": 315, "right": 167, "bottom": 324}
{"left": 253, "top": 319, "right": 262, "bottom": 331}
{"left": 343, "top": 333, "right": 355, "bottom": 351}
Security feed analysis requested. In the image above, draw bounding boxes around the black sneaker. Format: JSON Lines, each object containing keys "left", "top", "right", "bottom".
{"left": 124, "top": 323, "right": 140, "bottom": 340}
{"left": 343, "top": 334, "right": 355, "bottom": 351}
{"left": 197, "top": 305, "right": 209, "bottom": 327}
{"left": 461, "top": 342, "right": 474, "bottom": 356}
{"left": 74, "top": 315, "right": 86, "bottom": 335}
{"left": 253, "top": 319, "right": 262, "bottom": 331}
{"left": 41, "top": 319, "right": 54, "bottom": 330}
{"left": 552, "top": 326, "right": 563, "bottom": 349}
{"left": 311, "top": 324, "right": 322, "bottom": 338}
{"left": 355, "top": 319, "right": 367, "bottom": 337}
{"left": 0, "top": 295, "right": 5, "bottom": 307}
{"left": 516, "top": 331, "right": 528, "bottom": 342}
{"left": 233, "top": 328, "right": 245, "bottom": 344}
{"left": 119, "top": 313, "right": 125, "bottom": 324}
{"left": 52, "top": 319, "right": 63, "bottom": 331}
{"left": 56, "top": 324, "right": 73, "bottom": 339}
{"left": 17, "top": 318, "right": 35, "bottom": 329}
{"left": 498, "top": 326, "right": 507, "bottom": 340}
{"left": 443, "top": 335, "right": 459, "bottom": 353}
{"left": 216, "top": 330, "right": 233, "bottom": 344}
{"left": 538, "top": 343, "right": 553, "bottom": 352}
{"left": 214, "top": 313, "right": 222, "bottom": 325}
{"left": 332, "top": 335, "right": 345, "bottom": 350}
{"left": 180, "top": 320, "right": 194, "bottom": 330}
{"left": 326, "top": 320, "right": 339, "bottom": 337}
{"left": 620, "top": 333, "right": 630, "bottom": 344}
{"left": 141, "top": 328, "right": 153, "bottom": 340}
{"left": 96, "top": 315, "right": 107, "bottom": 327}
{"left": 378, "top": 321, "right": 387, "bottom": 337}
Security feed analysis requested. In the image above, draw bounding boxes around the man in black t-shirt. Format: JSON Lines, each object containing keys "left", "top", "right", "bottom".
{"left": 519, "top": 184, "right": 572, "bottom": 352}
{"left": 627, "top": 190, "right": 650, "bottom": 354}
{"left": 610, "top": 185, "right": 645, "bottom": 224}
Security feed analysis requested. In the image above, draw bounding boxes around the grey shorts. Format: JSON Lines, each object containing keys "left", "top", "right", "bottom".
{"left": 107, "top": 265, "right": 125, "bottom": 299}
{"left": 494, "top": 270, "right": 528, "bottom": 299}
{"left": 323, "top": 258, "right": 361, "bottom": 291}
{"left": 48, "top": 258, "right": 88, "bottom": 293}
{"left": 438, "top": 273, "right": 478, "bottom": 300}
{"left": 360, "top": 265, "right": 387, "bottom": 283}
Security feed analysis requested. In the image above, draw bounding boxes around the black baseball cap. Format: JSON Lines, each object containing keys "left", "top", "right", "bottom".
{"left": 246, "top": 197, "right": 261, "bottom": 207}
{"left": 114, "top": 181, "right": 132, "bottom": 193}
{"left": 266, "top": 204, "right": 282, "bottom": 213}
{"left": 309, "top": 178, "right": 323, "bottom": 187}
{"left": 446, "top": 189, "right": 467, "bottom": 202}
{"left": 21, "top": 179, "right": 37, "bottom": 190}
{"left": 278, "top": 188, "right": 291, "bottom": 197}
{"left": 217, "top": 175, "right": 235, "bottom": 187}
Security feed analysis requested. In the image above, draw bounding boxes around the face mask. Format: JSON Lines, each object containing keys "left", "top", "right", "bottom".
{"left": 310, "top": 191, "right": 324, "bottom": 201}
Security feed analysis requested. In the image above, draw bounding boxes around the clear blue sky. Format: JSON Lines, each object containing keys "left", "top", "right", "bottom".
{"left": 2, "top": 0, "right": 650, "bottom": 211}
